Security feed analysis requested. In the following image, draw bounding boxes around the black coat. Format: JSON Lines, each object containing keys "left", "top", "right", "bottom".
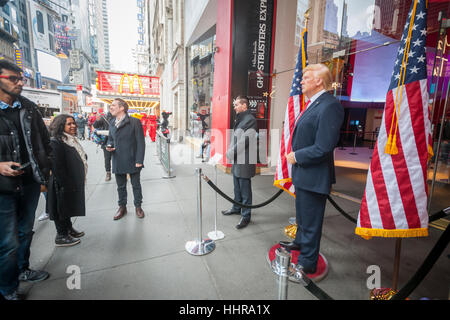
{"left": 93, "top": 113, "right": 114, "bottom": 148}
{"left": 226, "top": 109, "right": 257, "bottom": 179}
{"left": 0, "top": 96, "right": 51, "bottom": 193}
{"left": 107, "top": 114, "right": 145, "bottom": 174}
{"left": 47, "top": 138, "right": 86, "bottom": 219}
{"left": 291, "top": 92, "right": 344, "bottom": 195}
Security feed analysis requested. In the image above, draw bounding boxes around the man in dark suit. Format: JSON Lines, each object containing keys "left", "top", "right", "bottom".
{"left": 280, "top": 64, "right": 344, "bottom": 278}
{"left": 222, "top": 96, "right": 257, "bottom": 229}
{"left": 106, "top": 99, "right": 146, "bottom": 220}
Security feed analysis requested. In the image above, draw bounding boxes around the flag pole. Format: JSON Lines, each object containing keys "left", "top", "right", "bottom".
{"left": 392, "top": 238, "right": 402, "bottom": 291}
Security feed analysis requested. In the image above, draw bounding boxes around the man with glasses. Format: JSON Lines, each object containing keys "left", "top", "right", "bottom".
{"left": 0, "top": 60, "right": 52, "bottom": 300}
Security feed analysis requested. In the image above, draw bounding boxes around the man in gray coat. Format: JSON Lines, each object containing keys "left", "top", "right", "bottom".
{"left": 222, "top": 96, "right": 257, "bottom": 229}
{"left": 106, "top": 98, "right": 146, "bottom": 220}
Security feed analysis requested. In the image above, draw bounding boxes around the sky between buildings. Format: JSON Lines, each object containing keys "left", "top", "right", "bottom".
{"left": 107, "top": 0, "right": 139, "bottom": 73}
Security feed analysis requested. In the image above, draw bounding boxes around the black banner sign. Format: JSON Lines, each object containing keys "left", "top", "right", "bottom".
{"left": 230, "top": 0, "right": 275, "bottom": 127}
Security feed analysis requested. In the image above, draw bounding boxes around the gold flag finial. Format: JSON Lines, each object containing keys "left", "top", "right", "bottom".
{"left": 304, "top": 8, "right": 311, "bottom": 28}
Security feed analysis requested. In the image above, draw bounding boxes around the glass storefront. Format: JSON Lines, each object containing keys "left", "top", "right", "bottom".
{"left": 187, "top": 34, "right": 216, "bottom": 139}
{"left": 290, "top": 0, "right": 449, "bottom": 185}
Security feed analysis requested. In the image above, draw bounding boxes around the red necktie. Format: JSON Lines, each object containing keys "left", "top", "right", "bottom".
{"left": 293, "top": 100, "right": 310, "bottom": 129}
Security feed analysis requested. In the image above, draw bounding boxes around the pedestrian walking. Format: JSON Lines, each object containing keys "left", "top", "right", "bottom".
{"left": 75, "top": 113, "right": 87, "bottom": 140}
{"left": 47, "top": 114, "right": 87, "bottom": 247}
{"left": 88, "top": 112, "right": 97, "bottom": 140}
{"left": 93, "top": 111, "right": 114, "bottom": 181}
{"left": 0, "top": 60, "right": 52, "bottom": 300}
{"left": 106, "top": 98, "right": 146, "bottom": 220}
{"left": 222, "top": 95, "right": 257, "bottom": 229}
{"left": 280, "top": 63, "right": 344, "bottom": 280}
{"left": 148, "top": 113, "right": 157, "bottom": 142}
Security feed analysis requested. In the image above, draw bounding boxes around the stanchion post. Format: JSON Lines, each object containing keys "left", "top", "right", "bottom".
{"left": 270, "top": 248, "right": 291, "bottom": 300}
{"left": 208, "top": 164, "right": 225, "bottom": 240}
{"left": 350, "top": 131, "right": 358, "bottom": 155}
{"left": 185, "top": 168, "right": 215, "bottom": 256}
{"left": 163, "top": 137, "right": 176, "bottom": 178}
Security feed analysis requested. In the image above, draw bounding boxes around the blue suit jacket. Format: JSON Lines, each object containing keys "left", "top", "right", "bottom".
{"left": 291, "top": 91, "right": 344, "bottom": 195}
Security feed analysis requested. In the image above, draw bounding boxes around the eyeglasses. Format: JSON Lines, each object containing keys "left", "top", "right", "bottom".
{"left": 0, "top": 75, "right": 27, "bottom": 84}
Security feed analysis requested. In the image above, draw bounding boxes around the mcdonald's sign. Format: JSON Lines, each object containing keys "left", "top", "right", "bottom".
{"left": 119, "top": 74, "right": 144, "bottom": 95}
{"left": 96, "top": 71, "right": 160, "bottom": 96}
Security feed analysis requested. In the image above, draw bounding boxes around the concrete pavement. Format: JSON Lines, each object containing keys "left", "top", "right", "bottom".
{"left": 23, "top": 138, "right": 449, "bottom": 300}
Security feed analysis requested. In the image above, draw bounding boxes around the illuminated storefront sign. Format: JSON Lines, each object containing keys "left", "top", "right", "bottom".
{"left": 96, "top": 71, "right": 159, "bottom": 96}
{"left": 119, "top": 74, "right": 144, "bottom": 95}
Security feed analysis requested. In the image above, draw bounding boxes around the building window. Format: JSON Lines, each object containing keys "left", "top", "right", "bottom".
{"left": 47, "top": 13, "right": 54, "bottom": 33}
{"left": 36, "top": 11, "right": 44, "bottom": 34}
{"left": 3, "top": 18, "right": 11, "bottom": 33}
{"left": 2, "top": 4, "right": 10, "bottom": 16}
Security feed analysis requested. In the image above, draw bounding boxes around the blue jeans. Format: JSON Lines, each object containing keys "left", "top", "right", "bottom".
{"left": 0, "top": 182, "right": 40, "bottom": 296}
{"left": 232, "top": 176, "right": 252, "bottom": 219}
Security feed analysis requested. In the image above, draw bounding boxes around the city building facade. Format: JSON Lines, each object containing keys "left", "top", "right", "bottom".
{"left": 148, "top": 0, "right": 185, "bottom": 132}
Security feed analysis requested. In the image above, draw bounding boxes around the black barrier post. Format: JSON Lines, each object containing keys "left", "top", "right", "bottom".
{"left": 350, "top": 131, "right": 358, "bottom": 155}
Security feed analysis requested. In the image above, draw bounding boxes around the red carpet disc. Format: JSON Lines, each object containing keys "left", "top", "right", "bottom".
{"left": 267, "top": 244, "right": 329, "bottom": 282}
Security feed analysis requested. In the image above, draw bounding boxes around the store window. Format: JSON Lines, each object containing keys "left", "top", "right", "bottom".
{"left": 187, "top": 34, "right": 216, "bottom": 139}
{"left": 294, "top": 0, "right": 449, "bottom": 187}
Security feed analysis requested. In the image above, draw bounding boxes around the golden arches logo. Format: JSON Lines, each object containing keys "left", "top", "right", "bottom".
{"left": 119, "top": 74, "right": 144, "bottom": 95}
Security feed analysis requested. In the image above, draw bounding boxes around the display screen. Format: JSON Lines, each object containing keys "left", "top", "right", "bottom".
{"left": 37, "top": 50, "right": 62, "bottom": 82}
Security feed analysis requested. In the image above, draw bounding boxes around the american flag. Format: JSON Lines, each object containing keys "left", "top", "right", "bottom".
{"left": 356, "top": 0, "right": 432, "bottom": 239}
{"left": 274, "top": 29, "right": 308, "bottom": 196}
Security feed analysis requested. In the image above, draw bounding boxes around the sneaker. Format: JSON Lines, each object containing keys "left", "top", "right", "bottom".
{"left": 55, "top": 235, "right": 81, "bottom": 247}
{"left": 18, "top": 269, "right": 50, "bottom": 283}
{"left": 38, "top": 212, "right": 49, "bottom": 221}
{"left": 2, "top": 290, "right": 25, "bottom": 300}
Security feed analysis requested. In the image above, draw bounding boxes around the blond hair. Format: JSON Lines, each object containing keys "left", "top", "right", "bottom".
{"left": 303, "top": 63, "right": 332, "bottom": 91}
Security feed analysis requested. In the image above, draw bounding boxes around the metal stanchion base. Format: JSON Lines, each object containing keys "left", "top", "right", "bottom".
{"left": 185, "top": 239, "right": 215, "bottom": 256}
{"left": 163, "top": 169, "right": 176, "bottom": 179}
{"left": 208, "top": 230, "right": 225, "bottom": 240}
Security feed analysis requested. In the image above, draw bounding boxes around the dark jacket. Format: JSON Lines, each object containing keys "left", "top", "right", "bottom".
{"left": 47, "top": 138, "right": 86, "bottom": 219}
{"left": 291, "top": 91, "right": 344, "bottom": 195}
{"left": 107, "top": 114, "right": 145, "bottom": 174}
{"left": 0, "top": 96, "right": 51, "bottom": 193}
{"left": 93, "top": 113, "right": 114, "bottom": 148}
{"left": 75, "top": 117, "right": 87, "bottom": 129}
{"left": 226, "top": 109, "right": 257, "bottom": 179}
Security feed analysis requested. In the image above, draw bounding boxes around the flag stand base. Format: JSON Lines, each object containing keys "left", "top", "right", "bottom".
{"left": 267, "top": 244, "right": 329, "bottom": 283}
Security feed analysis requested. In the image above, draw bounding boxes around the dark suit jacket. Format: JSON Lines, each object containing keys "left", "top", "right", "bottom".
{"left": 226, "top": 109, "right": 257, "bottom": 179}
{"left": 291, "top": 91, "right": 344, "bottom": 195}
{"left": 107, "top": 114, "right": 145, "bottom": 174}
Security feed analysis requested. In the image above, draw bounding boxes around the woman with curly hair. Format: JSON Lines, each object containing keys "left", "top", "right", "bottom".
{"left": 47, "top": 114, "right": 87, "bottom": 247}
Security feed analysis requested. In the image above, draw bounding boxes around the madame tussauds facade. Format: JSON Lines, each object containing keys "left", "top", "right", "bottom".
{"left": 183, "top": 0, "right": 449, "bottom": 196}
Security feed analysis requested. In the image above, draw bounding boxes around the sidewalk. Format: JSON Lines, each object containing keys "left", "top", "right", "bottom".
{"left": 25, "top": 138, "right": 449, "bottom": 300}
